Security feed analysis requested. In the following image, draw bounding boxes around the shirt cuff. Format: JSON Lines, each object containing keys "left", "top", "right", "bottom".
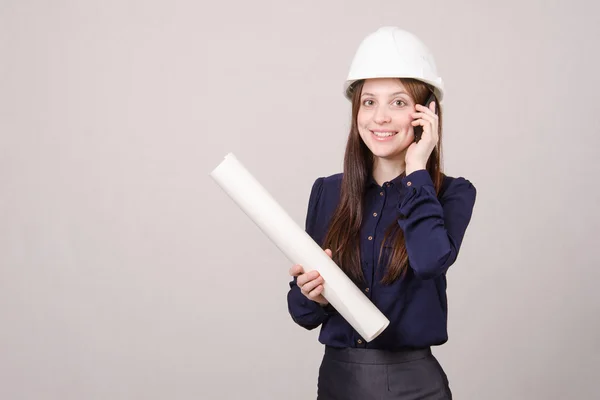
{"left": 401, "top": 169, "right": 434, "bottom": 189}
{"left": 288, "top": 286, "right": 327, "bottom": 316}
{"left": 322, "top": 303, "right": 338, "bottom": 316}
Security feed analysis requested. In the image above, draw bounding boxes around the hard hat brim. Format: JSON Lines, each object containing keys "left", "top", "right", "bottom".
{"left": 344, "top": 77, "right": 444, "bottom": 104}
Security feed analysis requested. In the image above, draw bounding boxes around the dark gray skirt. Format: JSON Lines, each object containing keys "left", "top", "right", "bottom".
{"left": 317, "top": 346, "right": 452, "bottom": 400}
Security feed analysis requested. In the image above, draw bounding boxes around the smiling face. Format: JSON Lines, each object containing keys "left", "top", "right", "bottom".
{"left": 357, "top": 78, "right": 416, "bottom": 161}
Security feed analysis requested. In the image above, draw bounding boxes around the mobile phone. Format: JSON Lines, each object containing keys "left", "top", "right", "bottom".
{"left": 414, "top": 92, "right": 438, "bottom": 143}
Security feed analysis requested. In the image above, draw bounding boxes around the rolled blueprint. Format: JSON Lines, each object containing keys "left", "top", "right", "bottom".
{"left": 209, "top": 153, "right": 390, "bottom": 342}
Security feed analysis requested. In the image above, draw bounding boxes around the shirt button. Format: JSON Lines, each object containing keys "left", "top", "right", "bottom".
{"left": 368, "top": 236, "right": 373, "bottom": 241}
{"left": 385, "top": 183, "right": 390, "bottom": 187}
{"left": 357, "top": 339, "right": 363, "bottom": 344}
{"left": 372, "top": 212, "right": 377, "bottom": 217}
{"left": 407, "top": 181, "right": 412, "bottom": 187}
{"left": 379, "top": 191, "right": 384, "bottom": 196}
{"left": 365, "top": 288, "right": 370, "bottom": 292}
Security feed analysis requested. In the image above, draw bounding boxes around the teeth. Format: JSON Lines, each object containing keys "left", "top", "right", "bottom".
{"left": 373, "top": 131, "right": 397, "bottom": 137}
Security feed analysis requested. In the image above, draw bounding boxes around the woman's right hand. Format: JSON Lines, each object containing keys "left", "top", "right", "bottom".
{"left": 289, "top": 249, "right": 332, "bottom": 306}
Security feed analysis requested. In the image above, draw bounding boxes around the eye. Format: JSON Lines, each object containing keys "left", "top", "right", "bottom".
{"left": 362, "top": 99, "right": 374, "bottom": 106}
{"left": 393, "top": 99, "right": 406, "bottom": 107}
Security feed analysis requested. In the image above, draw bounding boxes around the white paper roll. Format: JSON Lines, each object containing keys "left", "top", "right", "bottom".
{"left": 209, "top": 153, "right": 390, "bottom": 342}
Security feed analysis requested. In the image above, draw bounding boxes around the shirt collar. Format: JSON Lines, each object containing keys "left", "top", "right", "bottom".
{"left": 366, "top": 171, "right": 406, "bottom": 189}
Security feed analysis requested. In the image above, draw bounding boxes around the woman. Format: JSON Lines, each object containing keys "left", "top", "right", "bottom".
{"left": 287, "top": 27, "right": 476, "bottom": 399}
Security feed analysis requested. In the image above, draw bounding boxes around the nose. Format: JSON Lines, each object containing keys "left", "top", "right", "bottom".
{"left": 373, "top": 106, "right": 391, "bottom": 124}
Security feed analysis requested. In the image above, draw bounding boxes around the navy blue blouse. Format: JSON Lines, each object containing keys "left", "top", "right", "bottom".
{"left": 286, "top": 169, "right": 477, "bottom": 350}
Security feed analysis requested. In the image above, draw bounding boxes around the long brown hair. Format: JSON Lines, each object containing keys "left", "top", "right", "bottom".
{"left": 322, "top": 78, "right": 444, "bottom": 285}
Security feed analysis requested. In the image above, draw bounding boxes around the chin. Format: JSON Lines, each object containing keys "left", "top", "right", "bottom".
{"left": 367, "top": 142, "right": 408, "bottom": 160}
{"left": 371, "top": 150, "right": 403, "bottom": 160}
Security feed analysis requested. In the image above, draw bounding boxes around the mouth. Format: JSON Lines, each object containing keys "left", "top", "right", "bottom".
{"left": 370, "top": 130, "right": 398, "bottom": 141}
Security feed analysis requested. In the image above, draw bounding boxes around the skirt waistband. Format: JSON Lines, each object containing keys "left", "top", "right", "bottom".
{"left": 324, "top": 345, "right": 432, "bottom": 365}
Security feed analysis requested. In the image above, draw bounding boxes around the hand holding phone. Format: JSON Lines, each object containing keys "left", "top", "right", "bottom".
{"left": 413, "top": 92, "right": 438, "bottom": 143}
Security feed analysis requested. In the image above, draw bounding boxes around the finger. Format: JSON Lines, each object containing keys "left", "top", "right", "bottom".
{"left": 301, "top": 277, "right": 325, "bottom": 296}
{"left": 411, "top": 120, "right": 434, "bottom": 142}
{"left": 411, "top": 119, "right": 428, "bottom": 126}
{"left": 411, "top": 117, "right": 436, "bottom": 137}
{"left": 414, "top": 111, "right": 438, "bottom": 140}
{"left": 412, "top": 113, "right": 437, "bottom": 130}
{"left": 297, "top": 270, "right": 320, "bottom": 288}
{"left": 415, "top": 103, "right": 438, "bottom": 118}
{"left": 411, "top": 112, "right": 438, "bottom": 121}
{"left": 289, "top": 264, "right": 304, "bottom": 277}
{"left": 307, "top": 285, "right": 324, "bottom": 299}
{"left": 324, "top": 249, "right": 332, "bottom": 258}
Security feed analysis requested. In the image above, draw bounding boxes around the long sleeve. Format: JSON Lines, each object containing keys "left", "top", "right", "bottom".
{"left": 286, "top": 177, "right": 330, "bottom": 330}
{"left": 397, "top": 170, "right": 477, "bottom": 279}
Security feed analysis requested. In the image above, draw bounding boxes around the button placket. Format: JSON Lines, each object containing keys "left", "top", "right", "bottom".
{"left": 370, "top": 185, "right": 386, "bottom": 243}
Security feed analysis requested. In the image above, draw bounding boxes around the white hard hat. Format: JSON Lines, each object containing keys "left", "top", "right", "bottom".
{"left": 344, "top": 27, "right": 444, "bottom": 103}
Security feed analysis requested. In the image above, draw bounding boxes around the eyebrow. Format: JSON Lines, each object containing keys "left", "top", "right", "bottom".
{"left": 361, "top": 91, "right": 409, "bottom": 97}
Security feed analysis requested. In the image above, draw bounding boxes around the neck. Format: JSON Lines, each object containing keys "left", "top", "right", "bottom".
{"left": 372, "top": 156, "right": 406, "bottom": 186}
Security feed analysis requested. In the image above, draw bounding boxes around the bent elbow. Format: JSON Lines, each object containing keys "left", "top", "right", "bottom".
{"left": 288, "top": 313, "right": 322, "bottom": 331}
{"left": 411, "top": 247, "right": 455, "bottom": 280}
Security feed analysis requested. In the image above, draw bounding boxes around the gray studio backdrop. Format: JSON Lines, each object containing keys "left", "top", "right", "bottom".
{"left": 1, "top": 1, "right": 599, "bottom": 399}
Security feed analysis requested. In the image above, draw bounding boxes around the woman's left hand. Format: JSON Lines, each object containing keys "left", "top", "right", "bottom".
{"left": 405, "top": 101, "right": 439, "bottom": 175}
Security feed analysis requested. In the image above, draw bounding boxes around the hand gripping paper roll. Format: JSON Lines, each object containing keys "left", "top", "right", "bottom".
{"left": 209, "top": 153, "right": 390, "bottom": 342}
